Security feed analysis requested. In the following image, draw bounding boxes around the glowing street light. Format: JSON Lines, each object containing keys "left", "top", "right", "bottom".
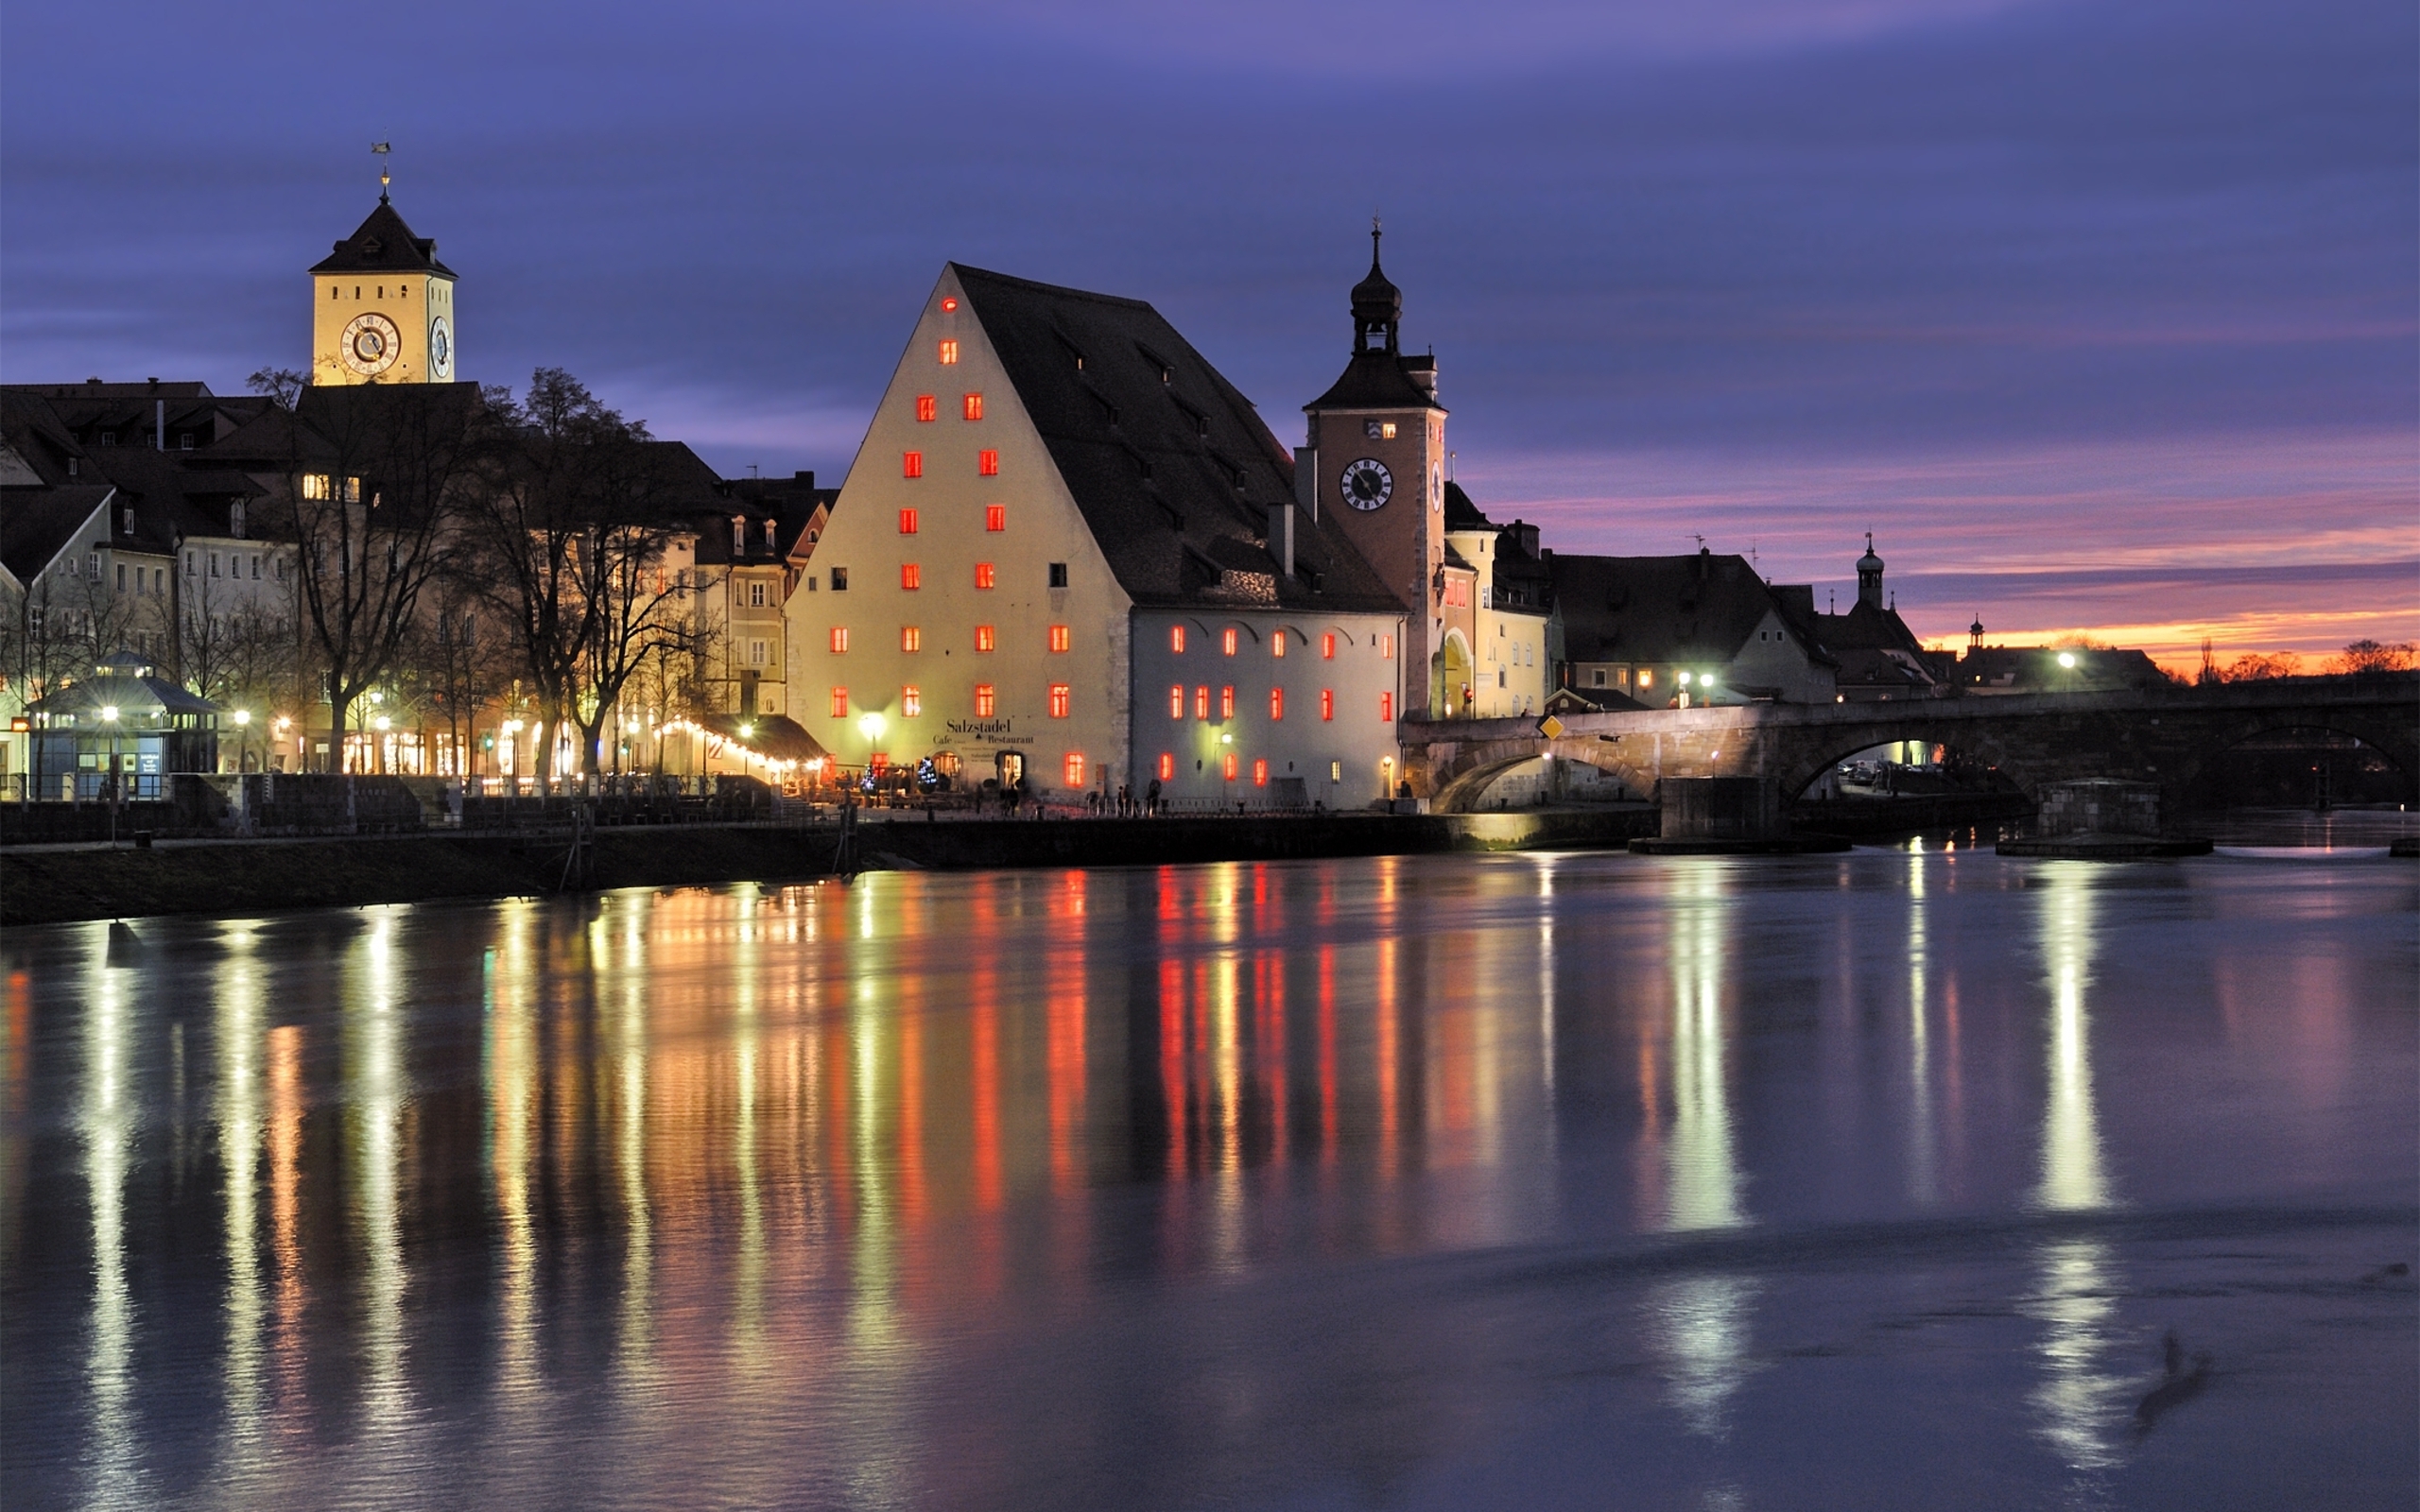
{"left": 2057, "top": 652, "right": 2078, "bottom": 670}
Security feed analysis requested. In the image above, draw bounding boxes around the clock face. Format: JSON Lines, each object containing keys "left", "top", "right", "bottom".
{"left": 340, "top": 312, "right": 403, "bottom": 377}
{"left": 1341, "top": 457, "right": 1393, "bottom": 511}
{"left": 428, "top": 317, "right": 453, "bottom": 379}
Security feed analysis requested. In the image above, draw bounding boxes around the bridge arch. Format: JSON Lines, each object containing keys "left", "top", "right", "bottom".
{"left": 1431, "top": 739, "right": 1655, "bottom": 813}
{"left": 1775, "top": 725, "right": 2048, "bottom": 803}
{"left": 2171, "top": 709, "right": 2419, "bottom": 806}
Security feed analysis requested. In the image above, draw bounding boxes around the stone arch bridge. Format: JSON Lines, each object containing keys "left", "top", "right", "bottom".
{"left": 1404, "top": 675, "right": 2420, "bottom": 815}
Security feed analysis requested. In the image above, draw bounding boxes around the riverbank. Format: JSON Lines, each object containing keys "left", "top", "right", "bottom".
{"left": 0, "top": 806, "right": 1657, "bottom": 926}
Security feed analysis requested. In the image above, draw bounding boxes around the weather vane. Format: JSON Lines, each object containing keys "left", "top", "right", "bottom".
{"left": 372, "top": 141, "right": 391, "bottom": 201}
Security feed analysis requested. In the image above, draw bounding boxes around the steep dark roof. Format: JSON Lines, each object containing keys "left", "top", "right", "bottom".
{"left": 952, "top": 263, "right": 1401, "bottom": 614}
{"left": 0, "top": 486, "right": 112, "bottom": 583}
{"left": 1548, "top": 550, "right": 1834, "bottom": 668}
{"left": 1304, "top": 349, "right": 1444, "bottom": 412}
{"left": 1811, "top": 598, "right": 1927, "bottom": 658}
{"left": 1443, "top": 480, "right": 1492, "bottom": 530}
{"left": 308, "top": 200, "right": 457, "bottom": 277}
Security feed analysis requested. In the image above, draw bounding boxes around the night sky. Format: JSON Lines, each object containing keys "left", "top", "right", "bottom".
{"left": 5, "top": 0, "right": 2411, "bottom": 665}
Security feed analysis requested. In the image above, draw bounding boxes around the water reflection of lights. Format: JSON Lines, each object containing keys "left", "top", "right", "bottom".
{"left": 1650, "top": 866, "right": 1759, "bottom": 1442}
{"left": 214, "top": 926, "right": 269, "bottom": 1485}
{"left": 1666, "top": 868, "right": 1745, "bottom": 1233}
{"left": 81, "top": 947, "right": 147, "bottom": 1505}
{"left": 1906, "top": 848, "right": 1938, "bottom": 1207}
{"left": 2022, "top": 867, "right": 2126, "bottom": 1472}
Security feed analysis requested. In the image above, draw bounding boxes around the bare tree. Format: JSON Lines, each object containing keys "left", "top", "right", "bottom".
{"left": 466, "top": 369, "right": 693, "bottom": 784}
{"left": 265, "top": 382, "right": 483, "bottom": 771}
{"left": 2331, "top": 639, "right": 2416, "bottom": 677}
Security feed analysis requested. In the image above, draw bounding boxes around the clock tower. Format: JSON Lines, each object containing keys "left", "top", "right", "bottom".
{"left": 1302, "top": 226, "right": 1450, "bottom": 717}
{"left": 309, "top": 190, "right": 459, "bottom": 387}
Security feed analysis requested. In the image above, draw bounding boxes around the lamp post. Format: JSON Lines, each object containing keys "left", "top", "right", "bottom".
{"left": 99, "top": 703, "right": 120, "bottom": 843}
{"left": 232, "top": 709, "right": 251, "bottom": 773}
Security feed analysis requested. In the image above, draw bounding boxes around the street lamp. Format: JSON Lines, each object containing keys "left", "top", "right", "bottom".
{"left": 232, "top": 709, "right": 251, "bottom": 773}
{"left": 2057, "top": 651, "right": 2078, "bottom": 670}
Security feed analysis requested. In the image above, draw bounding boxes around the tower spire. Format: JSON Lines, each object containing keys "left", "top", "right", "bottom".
{"left": 1350, "top": 217, "right": 1403, "bottom": 356}
{"left": 372, "top": 141, "right": 391, "bottom": 202}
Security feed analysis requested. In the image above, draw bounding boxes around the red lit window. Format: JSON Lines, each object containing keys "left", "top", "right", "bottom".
{"left": 1169, "top": 625, "right": 1186, "bottom": 654}
{"left": 1381, "top": 635, "right": 1394, "bottom": 659}
{"left": 975, "top": 683, "right": 995, "bottom": 717}
{"left": 1222, "top": 627, "right": 1237, "bottom": 656}
{"left": 830, "top": 687, "right": 849, "bottom": 718}
{"left": 915, "top": 394, "right": 937, "bottom": 422}
{"left": 962, "top": 393, "right": 983, "bottom": 421}
{"left": 898, "top": 507, "right": 919, "bottom": 533}
{"left": 977, "top": 449, "right": 998, "bottom": 476}
{"left": 975, "top": 562, "right": 995, "bottom": 590}
{"left": 974, "top": 625, "right": 995, "bottom": 652}
{"left": 1253, "top": 759, "right": 1269, "bottom": 787}
{"left": 1380, "top": 692, "right": 1393, "bottom": 722}
{"left": 1320, "top": 688, "right": 1334, "bottom": 721}
{"left": 902, "top": 452, "right": 923, "bottom": 479}
{"left": 1048, "top": 625, "right": 1070, "bottom": 653}
{"left": 1269, "top": 688, "right": 1284, "bottom": 720}
{"left": 1272, "top": 632, "right": 1287, "bottom": 659}
{"left": 1063, "top": 752, "right": 1085, "bottom": 787}
{"left": 1219, "top": 685, "right": 1235, "bottom": 719}
{"left": 1194, "top": 686, "right": 1209, "bottom": 719}
{"left": 1222, "top": 752, "right": 1238, "bottom": 782}
{"left": 985, "top": 504, "right": 1006, "bottom": 532}
{"left": 1169, "top": 684, "right": 1184, "bottom": 718}
{"left": 1322, "top": 633, "right": 1336, "bottom": 660}
{"left": 938, "top": 339, "right": 959, "bottom": 365}
{"left": 828, "top": 627, "right": 849, "bottom": 653}
{"left": 902, "top": 686, "right": 923, "bottom": 717}
{"left": 1158, "top": 752, "right": 1175, "bottom": 781}
{"left": 900, "top": 627, "right": 921, "bottom": 652}
{"left": 900, "top": 563, "right": 921, "bottom": 590}
{"left": 1444, "top": 576, "right": 1469, "bottom": 608}
{"left": 1048, "top": 683, "right": 1071, "bottom": 718}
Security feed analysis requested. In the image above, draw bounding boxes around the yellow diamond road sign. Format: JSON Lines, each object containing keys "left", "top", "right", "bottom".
{"left": 1537, "top": 715, "right": 1565, "bottom": 740}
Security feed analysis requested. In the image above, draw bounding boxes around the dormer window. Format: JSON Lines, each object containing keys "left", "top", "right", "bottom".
{"left": 763, "top": 520, "right": 776, "bottom": 550}
{"left": 732, "top": 518, "right": 746, "bottom": 552}
{"left": 179, "top": 433, "right": 194, "bottom": 450}
{"left": 230, "top": 502, "right": 247, "bottom": 538}
{"left": 122, "top": 507, "right": 134, "bottom": 534}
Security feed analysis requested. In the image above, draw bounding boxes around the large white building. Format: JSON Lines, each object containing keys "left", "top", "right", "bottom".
{"left": 788, "top": 263, "right": 1410, "bottom": 807}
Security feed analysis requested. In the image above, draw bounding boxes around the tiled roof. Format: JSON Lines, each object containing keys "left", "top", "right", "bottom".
{"left": 953, "top": 263, "right": 1401, "bottom": 615}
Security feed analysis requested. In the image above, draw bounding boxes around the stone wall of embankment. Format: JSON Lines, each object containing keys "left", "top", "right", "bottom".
{"left": 1, "top": 808, "right": 1656, "bottom": 927}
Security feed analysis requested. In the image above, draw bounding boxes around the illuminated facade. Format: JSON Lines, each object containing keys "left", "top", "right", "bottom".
{"left": 792, "top": 265, "right": 1408, "bottom": 806}
{"left": 309, "top": 196, "right": 458, "bottom": 388}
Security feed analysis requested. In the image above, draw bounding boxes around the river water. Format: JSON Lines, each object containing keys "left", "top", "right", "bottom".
{"left": 3, "top": 850, "right": 2413, "bottom": 1510}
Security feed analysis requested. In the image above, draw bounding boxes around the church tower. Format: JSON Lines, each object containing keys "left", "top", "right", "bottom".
{"left": 1301, "top": 225, "right": 1450, "bottom": 717}
{"left": 309, "top": 180, "right": 458, "bottom": 387}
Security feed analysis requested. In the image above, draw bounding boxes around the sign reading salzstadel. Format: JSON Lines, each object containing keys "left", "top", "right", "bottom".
{"left": 940, "top": 716, "right": 1032, "bottom": 747}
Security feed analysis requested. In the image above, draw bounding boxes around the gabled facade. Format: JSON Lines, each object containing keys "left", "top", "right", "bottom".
{"left": 790, "top": 263, "right": 1409, "bottom": 806}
